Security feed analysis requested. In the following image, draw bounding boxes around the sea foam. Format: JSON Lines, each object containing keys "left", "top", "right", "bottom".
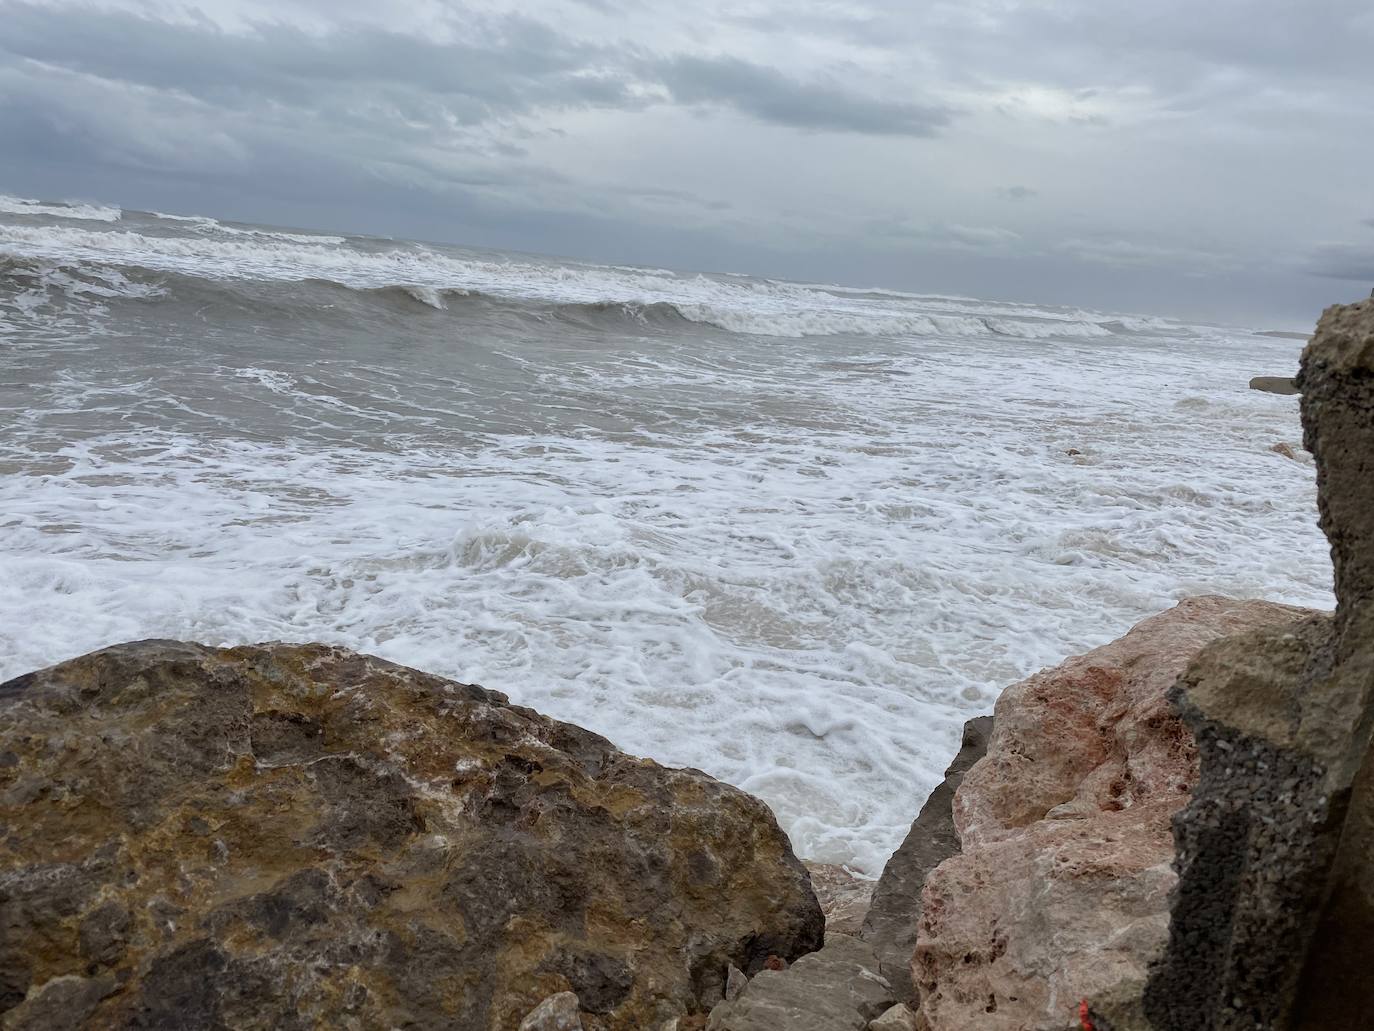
{"left": 0, "top": 201, "right": 1329, "bottom": 872}
{"left": 0, "top": 194, "right": 122, "bottom": 223}
{"left": 3, "top": 221, "right": 1166, "bottom": 341}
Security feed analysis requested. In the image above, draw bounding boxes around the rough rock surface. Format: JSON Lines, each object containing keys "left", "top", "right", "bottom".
{"left": 706, "top": 935, "right": 895, "bottom": 1031}
{"left": 0, "top": 641, "right": 823, "bottom": 1030}
{"left": 805, "top": 863, "right": 874, "bottom": 936}
{"left": 1130, "top": 296, "right": 1374, "bottom": 1031}
{"left": 520, "top": 992, "right": 584, "bottom": 1031}
{"left": 913, "top": 597, "right": 1315, "bottom": 1031}
{"left": 1249, "top": 375, "right": 1300, "bottom": 394}
{"left": 868, "top": 1003, "right": 919, "bottom": 1031}
{"left": 859, "top": 716, "right": 991, "bottom": 1002}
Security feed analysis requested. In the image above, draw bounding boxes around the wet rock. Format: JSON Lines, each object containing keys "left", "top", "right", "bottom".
{"left": 707, "top": 935, "right": 895, "bottom": 1031}
{"left": 859, "top": 716, "right": 991, "bottom": 1002}
{"left": 519, "top": 992, "right": 583, "bottom": 1031}
{"left": 0, "top": 641, "right": 823, "bottom": 1030}
{"left": 914, "top": 598, "right": 1315, "bottom": 1031}
{"left": 1271, "top": 441, "right": 1298, "bottom": 460}
{"left": 1249, "top": 375, "right": 1300, "bottom": 395}
{"left": 805, "top": 862, "right": 875, "bottom": 936}
{"left": 1137, "top": 296, "right": 1374, "bottom": 1030}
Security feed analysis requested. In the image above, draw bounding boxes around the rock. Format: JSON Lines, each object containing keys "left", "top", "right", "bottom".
{"left": 1271, "top": 441, "right": 1298, "bottom": 459}
{"left": 913, "top": 597, "right": 1316, "bottom": 1031}
{"left": 867, "top": 1002, "right": 918, "bottom": 1030}
{"left": 0, "top": 973, "right": 118, "bottom": 1031}
{"left": 1136, "top": 296, "right": 1374, "bottom": 1030}
{"left": 0, "top": 641, "right": 823, "bottom": 1030}
{"left": 724, "top": 966, "right": 747, "bottom": 1003}
{"left": 805, "top": 862, "right": 875, "bottom": 936}
{"left": 520, "top": 992, "right": 583, "bottom": 1031}
{"left": 859, "top": 716, "right": 991, "bottom": 1002}
{"left": 1067, "top": 448, "right": 1083, "bottom": 456}
{"left": 1249, "top": 375, "right": 1300, "bottom": 395}
{"left": 707, "top": 935, "right": 896, "bottom": 1031}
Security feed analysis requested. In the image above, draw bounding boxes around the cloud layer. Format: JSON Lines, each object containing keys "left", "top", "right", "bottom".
{"left": 3, "top": 0, "right": 1371, "bottom": 323}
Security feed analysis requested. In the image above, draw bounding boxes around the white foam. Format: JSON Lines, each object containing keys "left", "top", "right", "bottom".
{"left": 148, "top": 210, "right": 347, "bottom": 245}
{"left": 400, "top": 285, "right": 448, "bottom": 309}
{"left": 0, "top": 194, "right": 121, "bottom": 223}
{"left": 149, "top": 211, "right": 217, "bottom": 225}
{"left": 0, "top": 319, "right": 1329, "bottom": 873}
{"left": 234, "top": 367, "right": 298, "bottom": 393}
{"left": 1, "top": 222, "right": 1163, "bottom": 340}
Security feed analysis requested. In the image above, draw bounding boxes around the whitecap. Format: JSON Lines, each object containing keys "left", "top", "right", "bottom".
{"left": 0, "top": 194, "right": 121, "bottom": 223}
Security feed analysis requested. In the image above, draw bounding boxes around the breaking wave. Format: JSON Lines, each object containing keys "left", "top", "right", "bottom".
{"left": 0, "top": 194, "right": 122, "bottom": 223}
{"left": 0, "top": 216, "right": 1199, "bottom": 342}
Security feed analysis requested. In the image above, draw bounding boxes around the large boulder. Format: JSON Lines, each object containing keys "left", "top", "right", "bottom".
{"left": 1130, "top": 296, "right": 1374, "bottom": 1030}
{"left": 913, "top": 597, "right": 1315, "bottom": 1031}
{"left": 0, "top": 641, "right": 823, "bottom": 1030}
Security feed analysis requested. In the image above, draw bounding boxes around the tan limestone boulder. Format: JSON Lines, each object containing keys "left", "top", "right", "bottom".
{"left": 913, "top": 597, "right": 1316, "bottom": 1031}
{"left": 0, "top": 641, "right": 823, "bottom": 1030}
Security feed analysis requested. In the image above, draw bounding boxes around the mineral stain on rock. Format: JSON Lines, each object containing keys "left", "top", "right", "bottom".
{"left": 0, "top": 641, "right": 823, "bottom": 1030}
{"left": 914, "top": 596, "right": 1315, "bottom": 1031}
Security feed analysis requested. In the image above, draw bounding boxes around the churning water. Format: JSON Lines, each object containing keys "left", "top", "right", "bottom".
{"left": 0, "top": 194, "right": 1330, "bottom": 872}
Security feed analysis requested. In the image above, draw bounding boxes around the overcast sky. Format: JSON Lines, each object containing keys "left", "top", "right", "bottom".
{"left": 2, "top": 0, "right": 1372, "bottom": 325}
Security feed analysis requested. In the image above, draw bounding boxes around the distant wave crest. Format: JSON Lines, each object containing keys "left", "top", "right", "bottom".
{"left": 0, "top": 194, "right": 122, "bottom": 223}
{"left": 1, "top": 218, "right": 1190, "bottom": 341}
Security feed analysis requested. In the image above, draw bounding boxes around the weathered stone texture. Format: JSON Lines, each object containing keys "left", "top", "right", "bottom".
{"left": 0, "top": 641, "right": 823, "bottom": 1030}
{"left": 806, "top": 862, "right": 875, "bottom": 937}
{"left": 705, "top": 935, "right": 896, "bottom": 1031}
{"left": 1136, "top": 296, "right": 1374, "bottom": 1030}
{"left": 520, "top": 992, "right": 584, "bottom": 1031}
{"left": 858, "top": 716, "right": 991, "bottom": 1002}
{"left": 913, "top": 597, "right": 1314, "bottom": 1031}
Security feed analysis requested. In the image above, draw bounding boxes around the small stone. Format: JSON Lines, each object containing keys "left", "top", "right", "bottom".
{"left": 1270, "top": 441, "right": 1297, "bottom": 460}
{"left": 867, "top": 1003, "right": 919, "bottom": 1030}
{"left": 725, "top": 965, "right": 748, "bottom": 1002}
{"left": 1066, "top": 448, "right": 1082, "bottom": 456}
{"left": 763, "top": 955, "right": 787, "bottom": 971}
{"left": 1249, "top": 375, "right": 1300, "bottom": 395}
{"left": 518, "top": 991, "right": 582, "bottom": 1031}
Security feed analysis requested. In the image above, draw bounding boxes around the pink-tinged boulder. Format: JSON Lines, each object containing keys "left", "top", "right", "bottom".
{"left": 913, "top": 596, "right": 1317, "bottom": 1031}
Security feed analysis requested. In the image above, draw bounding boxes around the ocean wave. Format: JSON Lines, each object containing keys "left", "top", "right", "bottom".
{"left": 148, "top": 210, "right": 218, "bottom": 226}
{"left": 0, "top": 256, "right": 165, "bottom": 302}
{"left": 666, "top": 303, "right": 1117, "bottom": 340}
{"left": 0, "top": 220, "right": 1187, "bottom": 342}
{"left": 0, "top": 194, "right": 121, "bottom": 223}
{"left": 147, "top": 210, "right": 346, "bottom": 245}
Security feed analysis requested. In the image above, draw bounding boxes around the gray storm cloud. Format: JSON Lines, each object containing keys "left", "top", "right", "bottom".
{"left": 1, "top": 0, "right": 1371, "bottom": 324}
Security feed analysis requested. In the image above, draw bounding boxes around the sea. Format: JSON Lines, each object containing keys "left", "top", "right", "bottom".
{"left": 0, "top": 193, "right": 1332, "bottom": 874}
